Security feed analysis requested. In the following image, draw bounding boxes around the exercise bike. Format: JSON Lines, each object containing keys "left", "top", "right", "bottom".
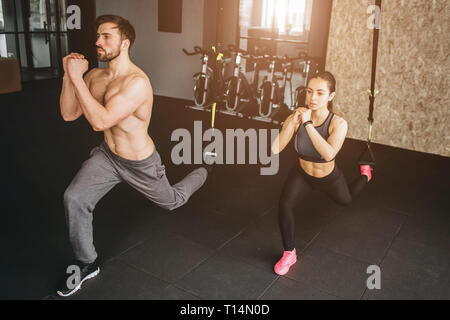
{"left": 182, "top": 45, "right": 231, "bottom": 110}
{"left": 293, "top": 56, "right": 319, "bottom": 109}
{"left": 221, "top": 45, "right": 250, "bottom": 117}
{"left": 253, "top": 54, "right": 305, "bottom": 124}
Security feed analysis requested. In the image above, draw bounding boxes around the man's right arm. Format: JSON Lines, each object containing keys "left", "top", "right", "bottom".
{"left": 60, "top": 74, "right": 82, "bottom": 121}
{"left": 60, "top": 53, "right": 94, "bottom": 121}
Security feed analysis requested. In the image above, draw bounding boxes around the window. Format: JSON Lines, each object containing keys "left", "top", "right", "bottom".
{"left": 261, "top": 0, "right": 310, "bottom": 34}
{"left": 239, "top": 0, "right": 312, "bottom": 39}
{"left": 0, "top": 0, "right": 70, "bottom": 79}
{"left": 238, "top": 0, "right": 313, "bottom": 71}
{"left": 0, "top": 34, "right": 6, "bottom": 57}
{"left": 0, "top": 0, "right": 4, "bottom": 31}
{"left": 0, "top": 0, "right": 8, "bottom": 57}
{"left": 29, "top": 0, "right": 48, "bottom": 32}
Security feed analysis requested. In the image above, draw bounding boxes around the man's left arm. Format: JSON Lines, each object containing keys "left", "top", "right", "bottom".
{"left": 68, "top": 58, "right": 148, "bottom": 131}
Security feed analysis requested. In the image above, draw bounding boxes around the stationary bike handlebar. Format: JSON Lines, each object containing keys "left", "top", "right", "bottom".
{"left": 241, "top": 54, "right": 266, "bottom": 61}
{"left": 268, "top": 53, "right": 309, "bottom": 64}
{"left": 182, "top": 46, "right": 203, "bottom": 56}
{"left": 239, "top": 52, "right": 309, "bottom": 64}
{"left": 183, "top": 45, "right": 233, "bottom": 60}
{"left": 227, "top": 44, "right": 249, "bottom": 56}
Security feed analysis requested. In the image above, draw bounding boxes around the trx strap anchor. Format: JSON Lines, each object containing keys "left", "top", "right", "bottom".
{"left": 358, "top": 0, "right": 381, "bottom": 166}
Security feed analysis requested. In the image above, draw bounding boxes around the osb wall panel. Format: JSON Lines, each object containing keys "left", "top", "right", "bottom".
{"left": 326, "top": 0, "right": 450, "bottom": 157}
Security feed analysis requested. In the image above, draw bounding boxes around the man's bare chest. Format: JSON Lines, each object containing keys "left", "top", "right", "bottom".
{"left": 89, "top": 78, "right": 121, "bottom": 105}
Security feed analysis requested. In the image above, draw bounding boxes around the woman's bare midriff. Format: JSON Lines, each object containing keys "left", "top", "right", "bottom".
{"left": 299, "top": 158, "right": 335, "bottom": 178}
{"left": 104, "top": 128, "right": 155, "bottom": 160}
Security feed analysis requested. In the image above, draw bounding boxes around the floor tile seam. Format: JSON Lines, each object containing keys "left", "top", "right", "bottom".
{"left": 378, "top": 214, "right": 409, "bottom": 268}
{"left": 111, "top": 257, "right": 174, "bottom": 287}
{"left": 359, "top": 270, "right": 448, "bottom": 300}
{"left": 256, "top": 276, "right": 280, "bottom": 300}
{"left": 283, "top": 270, "right": 365, "bottom": 300}
{"left": 105, "top": 239, "right": 149, "bottom": 264}
{"left": 358, "top": 215, "right": 407, "bottom": 300}
{"left": 300, "top": 240, "right": 386, "bottom": 268}
{"left": 257, "top": 274, "right": 345, "bottom": 300}
{"left": 211, "top": 204, "right": 275, "bottom": 220}
{"left": 214, "top": 205, "right": 276, "bottom": 252}
{"left": 297, "top": 230, "right": 322, "bottom": 256}
{"left": 362, "top": 198, "right": 440, "bottom": 218}
{"left": 169, "top": 283, "right": 206, "bottom": 300}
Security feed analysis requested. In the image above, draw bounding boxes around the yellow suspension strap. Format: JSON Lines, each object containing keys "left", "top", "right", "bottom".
{"left": 358, "top": 90, "right": 378, "bottom": 166}
{"left": 209, "top": 46, "right": 223, "bottom": 131}
{"left": 359, "top": 0, "right": 382, "bottom": 166}
{"left": 204, "top": 46, "right": 222, "bottom": 160}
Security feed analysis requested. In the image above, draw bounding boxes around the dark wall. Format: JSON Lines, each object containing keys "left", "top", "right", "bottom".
{"left": 158, "top": 0, "right": 182, "bottom": 33}
{"left": 203, "top": 0, "right": 239, "bottom": 50}
{"left": 308, "top": 0, "right": 333, "bottom": 69}
{"left": 203, "top": 0, "right": 218, "bottom": 50}
{"left": 220, "top": 0, "right": 239, "bottom": 47}
{"left": 67, "top": 0, "right": 98, "bottom": 68}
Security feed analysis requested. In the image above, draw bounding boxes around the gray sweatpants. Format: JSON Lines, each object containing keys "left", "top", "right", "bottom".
{"left": 64, "top": 141, "right": 208, "bottom": 264}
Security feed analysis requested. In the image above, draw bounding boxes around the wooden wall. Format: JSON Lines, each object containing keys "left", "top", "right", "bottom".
{"left": 326, "top": 0, "right": 450, "bottom": 156}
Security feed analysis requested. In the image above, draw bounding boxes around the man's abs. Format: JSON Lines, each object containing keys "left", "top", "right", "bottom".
{"left": 102, "top": 101, "right": 154, "bottom": 160}
{"left": 104, "top": 127, "right": 155, "bottom": 161}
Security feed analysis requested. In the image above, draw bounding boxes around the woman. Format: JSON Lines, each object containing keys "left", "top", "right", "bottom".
{"left": 271, "top": 71, "right": 373, "bottom": 275}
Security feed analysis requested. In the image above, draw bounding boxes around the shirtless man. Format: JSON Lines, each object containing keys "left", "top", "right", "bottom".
{"left": 57, "top": 15, "right": 208, "bottom": 297}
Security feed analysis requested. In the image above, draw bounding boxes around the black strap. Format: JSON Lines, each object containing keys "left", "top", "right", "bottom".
{"left": 358, "top": 142, "right": 376, "bottom": 166}
{"left": 359, "top": 0, "right": 381, "bottom": 166}
{"left": 368, "top": 0, "right": 382, "bottom": 124}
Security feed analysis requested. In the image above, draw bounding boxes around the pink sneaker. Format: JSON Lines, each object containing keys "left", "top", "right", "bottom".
{"left": 274, "top": 249, "right": 297, "bottom": 275}
{"left": 360, "top": 165, "right": 373, "bottom": 182}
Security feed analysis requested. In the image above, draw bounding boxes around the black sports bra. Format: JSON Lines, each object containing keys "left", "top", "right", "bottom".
{"left": 294, "top": 112, "right": 335, "bottom": 163}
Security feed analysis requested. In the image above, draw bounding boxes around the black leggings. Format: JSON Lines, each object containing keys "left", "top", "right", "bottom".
{"left": 278, "top": 162, "right": 368, "bottom": 251}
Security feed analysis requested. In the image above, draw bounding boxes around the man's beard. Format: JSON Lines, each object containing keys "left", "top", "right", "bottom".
{"left": 97, "top": 48, "right": 120, "bottom": 62}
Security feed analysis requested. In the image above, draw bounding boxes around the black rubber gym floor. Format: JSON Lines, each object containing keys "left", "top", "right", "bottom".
{"left": 1, "top": 79, "right": 449, "bottom": 300}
